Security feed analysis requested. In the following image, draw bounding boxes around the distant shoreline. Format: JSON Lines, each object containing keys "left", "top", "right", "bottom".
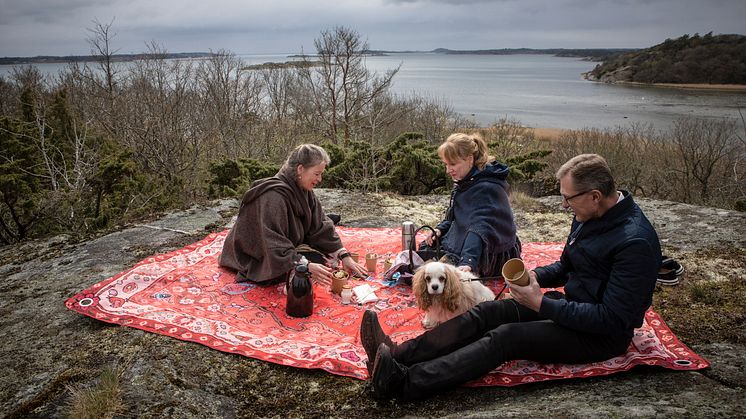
{"left": 618, "top": 81, "right": 746, "bottom": 92}
{"left": 0, "top": 52, "right": 214, "bottom": 66}
{"left": 1, "top": 47, "right": 630, "bottom": 65}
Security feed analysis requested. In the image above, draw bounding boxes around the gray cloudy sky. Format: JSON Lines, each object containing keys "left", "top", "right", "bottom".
{"left": 1, "top": 0, "right": 744, "bottom": 57}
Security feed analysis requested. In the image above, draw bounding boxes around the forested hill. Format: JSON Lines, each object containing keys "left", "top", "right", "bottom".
{"left": 586, "top": 33, "right": 746, "bottom": 84}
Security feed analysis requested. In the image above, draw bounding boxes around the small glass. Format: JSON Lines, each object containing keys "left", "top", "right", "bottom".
{"left": 341, "top": 284, "right": 353, "bottom": 305}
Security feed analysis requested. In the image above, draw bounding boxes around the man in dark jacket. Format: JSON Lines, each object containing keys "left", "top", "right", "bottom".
{"left": 361, "top": 153, "right": 661, "bottom": 401}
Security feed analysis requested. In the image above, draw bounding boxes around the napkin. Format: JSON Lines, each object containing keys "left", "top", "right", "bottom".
{"left": 352, "top": 284, "right": 378, "bottom": 304}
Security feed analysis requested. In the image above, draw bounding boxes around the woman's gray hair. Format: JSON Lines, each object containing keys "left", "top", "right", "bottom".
{"left": 281, "top": 144, "right": 331, "bottom": 172}
{"left": 556, "top": 154, "right": 616, "bottom": 197}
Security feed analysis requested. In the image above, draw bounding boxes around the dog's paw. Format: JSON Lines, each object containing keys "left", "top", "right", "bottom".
{"left": 422, "top": 318, "right": 438, "bottom": 329}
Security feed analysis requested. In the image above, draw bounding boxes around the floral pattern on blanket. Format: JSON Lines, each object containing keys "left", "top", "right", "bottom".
{"left": 66, "top": 228, "right": 708, "bottom": 385}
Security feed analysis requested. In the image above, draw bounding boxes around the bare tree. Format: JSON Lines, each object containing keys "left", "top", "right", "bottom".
{"left": 256, "top": 67, "right": 312, "bottom": 158}
{"left": 296, "top": 26, "right": 399, "bottom": 143}
{"left": 363, "top": 92, "right": 415, "bottom": 145}
{"left": 119, "top": 41, "right": 200, "bottom": 184}
{"left": 80, "top": 18, "right": 126, "bottom": 139}
{"left": 260, "top": 67, "right": 294, "bottom": 122}
{"left": 87, "top": 18, "right": 120, "bottom": 101}
{"left": 671, "top": 118, "right": 739, "bottom": 204}
{"left": 195, "top": 50, "right": 262, "bottom": 159}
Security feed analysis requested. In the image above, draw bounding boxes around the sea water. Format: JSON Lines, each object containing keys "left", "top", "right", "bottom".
{"left": 363, "top": 53, "right": 746, "bottom": 130}
{"left": 3, "top": 53, "right": 744, "bottom": 130}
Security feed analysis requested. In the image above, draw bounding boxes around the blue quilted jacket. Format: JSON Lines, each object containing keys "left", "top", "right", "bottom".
{"left": 535, "top": 191, "right": 661, "bottom": 338}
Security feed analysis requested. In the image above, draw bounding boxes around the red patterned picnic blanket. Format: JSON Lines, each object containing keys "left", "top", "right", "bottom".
{"left": 66, "top": 227, "right": 708, "bottom": 386}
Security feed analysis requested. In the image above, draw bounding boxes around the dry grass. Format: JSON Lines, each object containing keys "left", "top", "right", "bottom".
{"left": 531, "top": 127, "right": 566, "bottom": 141}
{"left": 537, "top": 120, "right": 745, "bottom": 210}
{"left": 65, "top": 367, "right": 124, "bottom": 419}
{"left": 509, "top": 191, "right": 544, "bottom": 212}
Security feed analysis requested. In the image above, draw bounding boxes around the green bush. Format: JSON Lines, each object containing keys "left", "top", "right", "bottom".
{"left": 0, "top": 116, "right": 43, "bottom": 243}
{"left": 380, "top": 132, "right": 448, "bottom": 195}
{"left": 88, "top": 148, "right": 141, "bottom": 218}
{"left": 504, "top": 150, "right": 552, "bottom": 182}
{"left": 208, "top": 158, "right": 279, "bottom": 198}
{"left": 319, "top": 133, "right": 448, "bottom": 195}
{"left": 735, "top": 197, "right": 746, "bottom": 212}
{"left": 319, "top": 132, "right": 548, "bottom": 195}
{"left": 320, "top": 139, "right": 386, "bottom": 191}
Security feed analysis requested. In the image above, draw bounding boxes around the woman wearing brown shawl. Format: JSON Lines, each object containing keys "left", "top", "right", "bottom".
{"left": 219, "top": 144, "right": 367, "bottom": 284}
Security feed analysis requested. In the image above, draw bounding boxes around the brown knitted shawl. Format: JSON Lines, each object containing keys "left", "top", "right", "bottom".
{"left": 218, "top": 166, "right": 341, "bottom": 283}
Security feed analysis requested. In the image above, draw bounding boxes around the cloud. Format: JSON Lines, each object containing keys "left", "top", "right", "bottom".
{"left": 0, "top": 0, "right": 118, "bottom": 24}
{"left": 383, "top": 0, "right": 509, "bottom": 3}
{"left": 0, "top": 0, "right": 744, "bottom": 56}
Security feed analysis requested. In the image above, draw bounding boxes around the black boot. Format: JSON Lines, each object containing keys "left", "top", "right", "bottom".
{"left": 360, "top": 310, "right": 395, "bottom": 374}
{"left": 371, "top": 343, "right": 407, "bottom": 400}
{"left": 328, "top": 213, "right": 341, "bottom": 225}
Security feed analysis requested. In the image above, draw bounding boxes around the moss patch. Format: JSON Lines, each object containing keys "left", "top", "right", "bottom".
{"left": 654, "top": 247, "right": 746, "bottom": 345}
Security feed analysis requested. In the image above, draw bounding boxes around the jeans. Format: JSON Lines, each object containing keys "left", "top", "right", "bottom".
{"left": 391, "top": 298, "right": 631, "bottom": 400}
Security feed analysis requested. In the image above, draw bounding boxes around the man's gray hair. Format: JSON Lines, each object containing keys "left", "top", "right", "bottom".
{"left": 282, "top": 144, "right": 331, "bottom": 172}
{"left": 556, "top": 154, "right": 616, "bottom": 197}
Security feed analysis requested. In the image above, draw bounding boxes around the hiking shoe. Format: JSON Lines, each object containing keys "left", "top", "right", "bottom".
{"left": 658, "top": 256, "right": 684, "bottom": 286}
{"left": 371, "top": 343, "right": 406, "bottom": 400}
{"left": 657, "top": 277, "right": 681, "bottom": 286}
{"left": 360, "top": 310, "right": 395, "bottom": 375}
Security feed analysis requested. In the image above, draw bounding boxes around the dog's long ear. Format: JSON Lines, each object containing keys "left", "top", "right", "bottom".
{"left": 442, "top": 264, "right": 463, "bottom": 312}
{"left": 412, "top": 266, "right": 431, "bottom": 310}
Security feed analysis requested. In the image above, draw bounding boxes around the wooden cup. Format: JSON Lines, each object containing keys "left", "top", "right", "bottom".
{"left": 365, "top": 252, "right": 378, "bottom": 273}
{"left": 331, "top": 271, "right": 349, "bottom": 295}
{"left": 501, "top": 258, "right": 530, "bottom": 287}
{"left": 383, "top": 258, "right": 393, "bottom": 273}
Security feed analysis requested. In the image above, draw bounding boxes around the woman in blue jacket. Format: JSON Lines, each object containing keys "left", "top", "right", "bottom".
{"left": 421, "top": 132, "right": 521, "bottom": 277}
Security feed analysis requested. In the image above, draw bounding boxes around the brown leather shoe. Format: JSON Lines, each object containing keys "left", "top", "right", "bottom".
{"left": 360, "top": 310, "right": 394, "bottom": 375}
{"left": 371, "top": 343, "right": 406, "bottom": 400}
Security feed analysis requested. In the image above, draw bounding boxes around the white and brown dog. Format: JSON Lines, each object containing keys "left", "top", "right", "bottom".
{"left": 412, "top": 261, "right": 496, "bottom": 329}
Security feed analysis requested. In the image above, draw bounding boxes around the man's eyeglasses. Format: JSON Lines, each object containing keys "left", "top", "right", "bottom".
{"left": 561, "top": 190, "right": 591, "bottom": 203}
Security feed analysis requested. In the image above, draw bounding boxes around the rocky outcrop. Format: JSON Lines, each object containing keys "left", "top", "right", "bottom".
{"left": 1, "top": 190, "right": 744, "bottom": 417}
{"left": 583, "top": 65, "right": 633, "bottom": 83}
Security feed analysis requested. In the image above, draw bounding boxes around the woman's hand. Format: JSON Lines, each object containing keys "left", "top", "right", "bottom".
{"left": 425, "top": 229, "right": 442, "bottom": 246}
{"left": 457, "top": 265, "right": 472, "bottom": 272}
{"left": 308, "top": 262, "right": 333, "bottom": 286}
{"left": 341, "top": 256, "right": 368, "bottom": 278}
{"left": 508, "top": 271, "right": 543, "bottom": 312}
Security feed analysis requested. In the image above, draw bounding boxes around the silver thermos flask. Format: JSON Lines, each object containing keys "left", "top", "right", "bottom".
{"left": 402, "top": 221, "right": 416, "bottom": 251}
